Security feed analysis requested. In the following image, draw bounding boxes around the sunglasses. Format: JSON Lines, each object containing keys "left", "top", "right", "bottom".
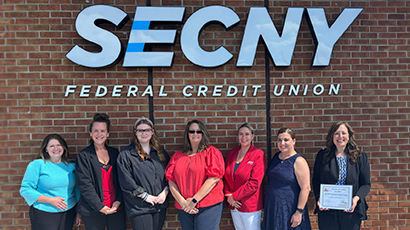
{"left": 188, "top": 130, "right": 203, "bottom": 134}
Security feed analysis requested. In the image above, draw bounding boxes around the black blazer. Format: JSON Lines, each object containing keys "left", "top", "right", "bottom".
{"left": 76, "top": 144, "right": 123, "bottom": 216}
{"left": 312, "top": 149, "right": 371, "bottom": 220}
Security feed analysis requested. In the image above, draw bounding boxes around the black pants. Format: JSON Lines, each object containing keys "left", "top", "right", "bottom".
{"left": 29, "top": 206, "right": 77, "bottom": 230}
{"left": 177, "top": 202, "right": 224, "bottom": 230}
{"left": 129, "top": 209, "right": 167, "bottom": 230}
{"left": 82, "top": 208, "right": 126, "bottom": 230}
{"left": 318, "top": 210, "right": 361, "bottom": 230}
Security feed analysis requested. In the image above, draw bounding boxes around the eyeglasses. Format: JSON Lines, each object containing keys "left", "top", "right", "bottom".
{"left": 135, "top": 129, "right": 153, "bottom": 134}
{"left": 188, "top": 130, "right": 203, "bottom": 134}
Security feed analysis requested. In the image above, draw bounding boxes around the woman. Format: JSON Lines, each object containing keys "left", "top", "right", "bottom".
{"left": 223, "top": 123, "right": 266, "bottom": 230}
{"left": 76, "top": 113, "right": 126, "bottom": 230}
{"left": 312, "top": 121, "right": 371, "bottom": 230}
{"left": 263, "top": 128, "right": 311, "bottom": 230}
{"left": 20, "top": 134, "right": 81, "bottom": 230}
{"left": 165, "top": 119, "right": 225, "bottom": 230}
{"left": 117, "top": 117, "right": 170, "bottom": 230}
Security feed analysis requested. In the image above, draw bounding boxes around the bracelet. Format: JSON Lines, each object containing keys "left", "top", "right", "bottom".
{"left": 141, "top": 192, "right": 148, "bottom": 200}
{"left": 143, "top": 193, "right": 149, "bottom": 201}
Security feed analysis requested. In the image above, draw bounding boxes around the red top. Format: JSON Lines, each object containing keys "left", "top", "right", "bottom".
{"left": 165, "top": 145, "right": 225, "bottom": 210}
{"left": 223, "top": 144, "right": 266, "bottom": 212}
{"left": 101, "top": 165, "right": 115, "bottom": 208}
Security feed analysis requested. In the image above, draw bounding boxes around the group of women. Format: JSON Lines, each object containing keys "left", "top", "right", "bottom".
{"left": 20, "top": 114, "right": 371, "bottom": 230}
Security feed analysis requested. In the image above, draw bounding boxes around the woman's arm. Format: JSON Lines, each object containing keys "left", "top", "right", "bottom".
{"left": 169, "top": 181, "right": 198, "bottom": 214}
{"left": 185, "top": 177, "right": 220, "bottom": 211}
{"left": 290, "top": 156, "right": 311, "bottom": 228}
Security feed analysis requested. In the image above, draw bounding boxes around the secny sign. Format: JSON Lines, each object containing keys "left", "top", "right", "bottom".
{"left": 66, "top": 5, "right": 362, "bottom": 68}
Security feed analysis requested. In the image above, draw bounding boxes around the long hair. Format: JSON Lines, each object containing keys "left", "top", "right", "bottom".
{"left": 89, "top": 113, "right": 110, "bottom": 145}
{"left": 181, "top": 120, "right": 210, "bottom": 153}
{"left": 37, "top": 134, "right": 71, "bottom": 165}
{"left": 323, "top": 121, "right": 360, "bottom": 163}
{"left": 133, "top": 117, "right": 165, "bottom": 161}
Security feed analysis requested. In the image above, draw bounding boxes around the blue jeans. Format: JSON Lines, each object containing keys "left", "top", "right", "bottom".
{"left": 177, "top": 202, "right": 223, "bottom": 230}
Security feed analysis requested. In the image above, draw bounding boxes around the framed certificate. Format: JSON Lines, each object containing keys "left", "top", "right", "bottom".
{"left": 319, "top": 184, "right": 353, "bottom": 210}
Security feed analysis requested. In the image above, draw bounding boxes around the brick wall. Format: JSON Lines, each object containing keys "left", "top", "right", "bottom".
{"left": 1, "top": 0, "right": 410, "bottom": 229}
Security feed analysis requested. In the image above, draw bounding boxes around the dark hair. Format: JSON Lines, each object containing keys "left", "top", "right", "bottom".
{"left": 239, "top": 123, "right": 254, "bottom": 134}
{"left": 277, "top": 127, "right": 296, "bottom": 139}
{"left": 89, "top": 113, "right": 111, "bottom": 132}
{"left": 89, "top": 113, "right": 110, "bottom": 145}
{"left": 323, "top": 121, "right": 360, "bottom": 163}
{"left": 37, "top": 134, "right": 71, "bottom": 165}
{"left": 133, "top": 118, "right": 165, "bottom": 162}
{"left": 181, "top": 120, "right": 210, "bottom": 153}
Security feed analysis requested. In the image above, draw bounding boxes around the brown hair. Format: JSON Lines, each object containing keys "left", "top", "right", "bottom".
{"left": 277, "top": 127, "right": 296, "bottom": 139}
{"left": 181, "top": 120, "right": 210, "bottom": 153}
{"left": 89, "top": 113, "right": 111, "bottom": 145}
{"left": 323, "top": 121, "right": 360, "bottom": 163}
{"left": 133, "top": 118, "right": 165, "bottom": 161}
{"left": 37, "top": 134, "right": 71, "bottom": 165}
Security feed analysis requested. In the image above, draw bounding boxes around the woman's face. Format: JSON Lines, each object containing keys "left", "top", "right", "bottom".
{"left": 188, "top": 123, "right": 203, "bottom": 146}
{"left": 46, "top": 138, "right": 64, "bottom": 162}
{"left": 90, "top": 122, "right": 109, "bottom": 146}
{"left": 333, "top": 124, "right": 350, "bottom": 150}
{"left": 277, "top": 132, "right": 295, "bottom": 154}
{"left": 238, "top": 127, "right": 253, "bottom": 148}
{"left": 135, "top": 123, "right": 153, "bottom": 145}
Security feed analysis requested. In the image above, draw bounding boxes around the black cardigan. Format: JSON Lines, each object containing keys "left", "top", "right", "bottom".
{"left": 117, "top": 143, "right": 170, "bottom": 217}
{"left": 312, "top": 149, "right": 371, "bottom": 220}
{"left": 76, "top": 144, "right": 123, "bottom": 216}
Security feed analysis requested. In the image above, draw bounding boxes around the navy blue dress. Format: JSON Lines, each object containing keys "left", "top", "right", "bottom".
{"left": 263, "top": 152, "right": 311, "bottom": 230}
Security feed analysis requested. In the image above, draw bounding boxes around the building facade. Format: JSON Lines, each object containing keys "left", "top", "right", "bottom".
{"left": 1, "top": 0, "right": 409, "bottom": 229}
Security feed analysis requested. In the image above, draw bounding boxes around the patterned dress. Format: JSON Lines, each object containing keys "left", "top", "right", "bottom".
{"left": 263, "top": 153, "right": 311, "bottom": 230}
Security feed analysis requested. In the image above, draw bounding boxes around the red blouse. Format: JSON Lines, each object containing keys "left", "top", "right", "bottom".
{"left": 165, "top": 145, "right": 225, "bottom": 210}
{"left": 101, "top": 165, "right": 115, "bottom": 208}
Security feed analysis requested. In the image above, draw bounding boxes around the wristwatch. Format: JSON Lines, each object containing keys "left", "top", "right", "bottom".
{"left": 192, "top": 197, "right": 198, "bottom": 204}
{"left": 296, "top": 208, "right": 304, "bottom": 213}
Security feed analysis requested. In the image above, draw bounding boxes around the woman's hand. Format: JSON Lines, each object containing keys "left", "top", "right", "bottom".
{"left": 226, "top": 194, "right": 242, "bottom": 209}
{"left": 182, "top": 198, "right": 198, "bottom": 214}
{"left": 156, "top": 189, "right": 168, "bottom": 204}
{"left": 145, "top": 195, "right": 156, "bottom": 206}
{"left": 317, "top": 199, "right": 329, "bottom": 211}
{"left": 99, "top": 206, "right": 112, "bottom": 215}
{"left": 345, "top": 196, "right": 360, "bottom": 213}
{"left": 75, "top": 213, "right": 82, "bottom": 226}
{"left": 290, "top": 211, "right": 302, "bottom": 228}
{"left": 48, "top": 197, "right": 67, "bottom": 210}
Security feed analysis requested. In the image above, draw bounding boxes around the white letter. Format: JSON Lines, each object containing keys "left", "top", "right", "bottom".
{"left": 289, "top": 85, "right": 300, "bottom": 96}
{"left": 80, "top": 85, "right": 91, "bottom": 97}
{"left": 303, "top": 85, "right": 309, "bottom": 95}
{"left": 313, "top": 84, "right": 325, "bottom": 95}
{"left": 127, "top": 85, "right": 138, "bottom": 97}
{"left": 96, "top": 86, "right": 108, "bottom": 97}
{"left": 227, "top": 86, "right": 238, "bottom": 97}
{"left": 237, "top": 7, "right": 303, "bottom": 67}
{"left": 183, "top": 85, "right": 193, "bottom": 97}
{"left": 181, "top": 6, "right": 240, "bottom": 67}
{"left": 273, "top": 85, "right": 284, "bottom": 96}
{"left": 159, "top": 85, "right": 168, "bottom": 96}
{"left": 252, "top": 85, "right": 262, "bottom": 96}
{"left": 65, "top": 85, "right": 77, "bottom": 97}
{"left": 112, "top": 85, "right": 123, "bottom": 97}
{"left": 123, "top": 7, "right": 185, "bottom": 67}
{"left": 213, "top": 85, "right": 223, "bottom": 96}
{"left": 307, "top": 8, "right": 363, "bottom": 66}
{"left": 142, "top": 85, "right": 153, "bottom": 97}
{"left": 329, "top": 84, "right": 341, "bottom": 95}
{"left": 242, "top": 85, "right": 248, "bottom": 96}
{"left": 197, "top": 85, "right": 208, "bottom": 97}
{"left": 66, "top": 5, "right": 128, "bottom": 68}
